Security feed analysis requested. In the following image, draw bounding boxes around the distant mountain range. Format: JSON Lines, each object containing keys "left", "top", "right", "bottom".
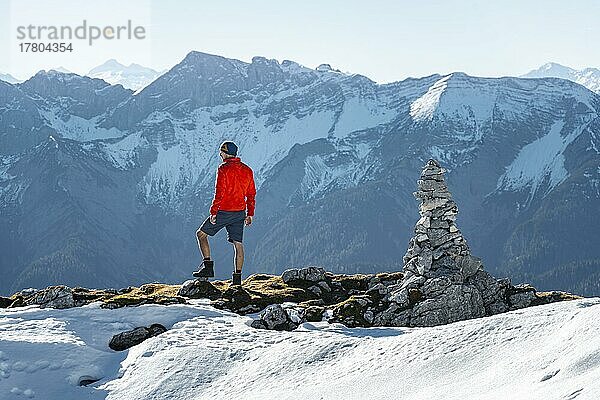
{"left": 86, "top": 59, "right": 163, "bottom": 91}
{"left": 523, "top": 62, "right": 600, "bottom": 93}
{"left": 4, "top": 60, "right": 598, "bottom": 93}
{"left": 0, "top": 52, "right": 599, "bottom": 296}
{"left": 0, "top": 60, "right": 162, "bottom": 91}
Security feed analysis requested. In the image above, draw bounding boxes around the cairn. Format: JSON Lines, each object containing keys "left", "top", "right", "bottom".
{"left": 375, "top": 159, "right": 537, "bottom": 327}
{"left": 402, "top": 159, "right": 479, "bottom": 282}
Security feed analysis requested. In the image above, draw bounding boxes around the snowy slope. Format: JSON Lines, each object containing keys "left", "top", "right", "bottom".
{"left": 496, "top": 115, "right": 598, "bottom": 201}
{"left": 1, "top": 298, "right": 599, "bottom": 400}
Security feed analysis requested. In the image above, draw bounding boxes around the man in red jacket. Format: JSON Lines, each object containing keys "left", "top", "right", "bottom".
{"left": 193, "top": 141, "right": 256, "bottom": 286}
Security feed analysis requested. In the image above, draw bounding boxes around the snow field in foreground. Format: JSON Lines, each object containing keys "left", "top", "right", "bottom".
{"left": 0, "top": 298, "right": 599, "bottom": 400}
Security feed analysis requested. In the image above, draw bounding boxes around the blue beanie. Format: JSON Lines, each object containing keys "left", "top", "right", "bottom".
{"left": 220, "top": 141, "right": 238, "bottom": 156}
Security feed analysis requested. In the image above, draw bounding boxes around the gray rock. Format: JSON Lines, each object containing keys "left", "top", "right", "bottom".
{"left": 389, "top": 310, "right": 411, "bottom": 327}
{"left": 373, "top": 304, "right": 412, "bottom": 327}
{"left": 399, "top": 275, "right": 427, "bottom": 291}
{"left": 388, "top": 287, "right": 410, "bottom": 308}
{"left": 458, "top": 255, "right": 484, "bottom": 279}
{"left": 109, "top": 324, "right": 167, "bottom": 351}
{"left": 430, "top": 219, "right": 449, "bottom": 229}
{"left": 419, "top": 179, "right": 448, "bottom": 192}
{"left": 284, "top": 306, "right": 306, "bottom": 325}
{"left": 317, "top": 281, "right": 331, "bottom": 292}
{"left": 282, "top": 266, "right": 326, "bottom": 284}
{"left": 421, "top": 277, "right": 452, "bottom": 298}
{"left": 250, "top": 320, "right": 268, "bottom": 329}
{"left": 177, "top": 279, "right": 222, "bottom": 300}
{"left": 410, "top": 285, "right": 485, "bottom": 327}
{"left": 415, "top": 233, "right": 429, "bottom": 243}
{"left": 415, "top": 248, "right": 433, "bottom": 275}
{"left": 366, "top": 282, "right": 389, "bottom": 297}
{"left": 508, "top": 289, "right": 537, "bottom": 310}
{"left": 487, "top": 300, "right": 509, "bottom": 315}
{"left": 253, "top": 304, "right": 298, "bottom": 331}
{"left": 26, "top": 286, "right": 76, "bottom": 309}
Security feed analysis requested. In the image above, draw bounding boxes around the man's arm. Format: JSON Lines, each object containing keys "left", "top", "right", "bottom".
{"left": 209, "top": 166, "right": 225, "bottom": 217}
{"left": 246, "top": 170, "right": 256, "bottom": 218}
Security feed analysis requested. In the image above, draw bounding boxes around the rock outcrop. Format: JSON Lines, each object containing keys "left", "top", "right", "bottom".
{"left": 3, "top": 284, "right": 184, "bottom": 310}
{"left": 1, "top": 267, "right": 578, "bottom": 332}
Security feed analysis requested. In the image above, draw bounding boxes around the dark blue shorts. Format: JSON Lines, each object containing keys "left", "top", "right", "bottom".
{"left": 199, "top": 210, "right": 246, "bottom": 243}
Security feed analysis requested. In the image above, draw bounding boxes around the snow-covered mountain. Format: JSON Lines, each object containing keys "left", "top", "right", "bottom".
{"left": 0, "top": 73, "right": 21, "bottom": 84}
{"left": 87, "top": 59, "right": 163, "bottom": 91}
{"left": 522, "top": 62, "right": 600, "bottom": 93}
{"left": 1, "top": 51, "right": 599, "bottom": 296}
{"left": 0, "top": 297, "right": 599, "bottom": 399}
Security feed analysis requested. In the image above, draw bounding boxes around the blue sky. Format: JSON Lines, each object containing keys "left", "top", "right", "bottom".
{"left": 1, "top": 0, "right": 598, "bottom": 82}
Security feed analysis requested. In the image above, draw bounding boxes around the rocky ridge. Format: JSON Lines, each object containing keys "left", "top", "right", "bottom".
{"left": 0, "top": 266, "right": 577, "bottom": 331}
{"left": 0, "top": 160, "right": 580, "bottom": 333}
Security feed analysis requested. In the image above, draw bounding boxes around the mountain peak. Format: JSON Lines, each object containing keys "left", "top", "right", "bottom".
{"left": 524, "top": 62, "right": 575, "bottom": 79}
{"left": 316, "top": 63, "right": 333, "bottom": 72}
{"left": 89, "top": 59, "right": 125, "bottom": 72}
{"left": 28, "top": 69, "right": 88, "bottom": 83}
{"left": 181, "top": 51, "right": 242, "bottom": 66}
{"left": 251, "top": 56, "right": 278, "bottom": 65}
{"left": 521, "top": 62, "right": 600, "bottom": 93}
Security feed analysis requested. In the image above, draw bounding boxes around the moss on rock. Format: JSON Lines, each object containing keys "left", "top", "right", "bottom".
{"left": 531, "top": 291, "right": 582, "bottom": 306}
{"left": 102, "top": 284, "right": 185, "bottom": 308}
{"left": 212, "top": 274, "right": 319, "bottom": 314}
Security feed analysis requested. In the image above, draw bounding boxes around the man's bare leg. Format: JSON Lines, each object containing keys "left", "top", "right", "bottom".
{"left": 232, "top": 241, "right": 244, "bottom": 273}
{"left": 196, "top": 229, "right": 211, "bottom": 259}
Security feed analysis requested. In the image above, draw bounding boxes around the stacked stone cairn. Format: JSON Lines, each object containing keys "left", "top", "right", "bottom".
{"left": 376, "top": 159, "right": 532, "bottom": 327}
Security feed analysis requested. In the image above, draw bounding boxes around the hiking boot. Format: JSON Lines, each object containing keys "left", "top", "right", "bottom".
{"left": 193, "top": 259, "right": 214, "bottom": 278}
{"left": 232, "top": 272, "right": 242, "bottom": 286}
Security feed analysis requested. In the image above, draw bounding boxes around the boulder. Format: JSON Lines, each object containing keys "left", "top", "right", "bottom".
{"left": 178, "top": 279, "right": 222, "bottom": 300}
{"left": 251, "top": 304, "right": 299, "bottom": 331}
{"left": 410, "top": 285, "right": 485, "bottom": 327}
{"left": 458, "top": 255, "right": 484, "bottom": 279}
{"left": 109, "top": 324, "right": 167, "bottom": 351}
{"left": 22, "top": 286, "right": 76, "bottom": 309}
{"left": 214, "top": 286, "right": 254, "bottom": 313}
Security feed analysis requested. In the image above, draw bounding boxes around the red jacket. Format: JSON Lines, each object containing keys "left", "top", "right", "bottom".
{"left": 210, "top": 157, "right": 256, "bottom": 216}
